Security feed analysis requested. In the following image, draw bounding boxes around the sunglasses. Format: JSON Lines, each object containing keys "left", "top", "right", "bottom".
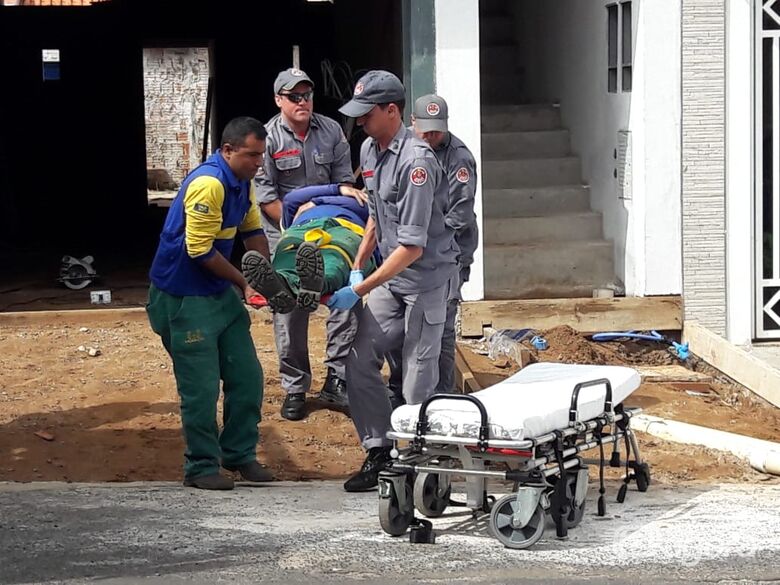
{"left": 279, "top": 91, "right": 313, "bottom": 104}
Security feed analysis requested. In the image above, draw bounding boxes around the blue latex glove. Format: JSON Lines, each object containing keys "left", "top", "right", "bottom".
{"left": 327, "top": 285, "right": 360, "bottom": 310}
{"left": 349, "top": 269, "right": 364, "bottom": 286}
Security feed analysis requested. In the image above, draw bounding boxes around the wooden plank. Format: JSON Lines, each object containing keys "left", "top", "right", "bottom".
{"left": 460, "top": 296, "right": 683, "bottom": 338}
{"left": 455, "top": 344, "right": 481, "bottom": 394}
{"left": 683, "top": 321, "right": 780, "bottom": 408}
{"left": 635, "top": 365, "right": 713, "bottom": 383}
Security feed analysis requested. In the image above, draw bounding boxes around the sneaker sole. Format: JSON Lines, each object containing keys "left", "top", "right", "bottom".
{"left": 295, "top": 242, "right": 324, "bottom": 312}
{"left": 241, "top": 251, "right": 296, "bottom": 314}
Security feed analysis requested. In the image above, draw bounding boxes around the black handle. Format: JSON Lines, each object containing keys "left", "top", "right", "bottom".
{"left": 569, "top": 378, "right": 613, "bottom": 425}
{"left": 415, "top": 393, "right": 490, "bottom": 451}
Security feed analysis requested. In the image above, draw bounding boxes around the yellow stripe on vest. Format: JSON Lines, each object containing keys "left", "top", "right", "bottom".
{"left": 334, "top": 218, "right": 365, "bottom": 236}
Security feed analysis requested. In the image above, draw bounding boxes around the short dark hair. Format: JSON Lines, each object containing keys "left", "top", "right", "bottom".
{"left": 379, "top": 99, "right": 406, "bottom": 117}
{"left": 221, "top": 117, "right": 267, "bottom": 148}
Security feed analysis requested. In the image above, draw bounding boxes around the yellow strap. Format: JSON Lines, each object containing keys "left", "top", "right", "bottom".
{"left": 302, "top": 226, "right": 353, "bottom": 265}
{"left": 321, "top": 244, "right": 353, "bottom": 266}
{"left": 334, "top": 218, "right": 365, "bottom": 236}
{"left": 303, "top": 228, "right": 333, "bottom": 246}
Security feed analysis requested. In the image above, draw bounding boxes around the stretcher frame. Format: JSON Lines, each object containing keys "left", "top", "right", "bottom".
{"left": 377, "top": 377, "right": 651, "bottom": 549}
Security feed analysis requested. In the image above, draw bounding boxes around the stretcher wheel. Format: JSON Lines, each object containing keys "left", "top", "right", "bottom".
{"left": 379, "top": 477, "right": 414, "bottom": 537}
{"left": 635, "top": 462, "right": 651, "bottom": 492}
{"left": 413, "top": 472, "right": 451, "bottom": 518}
{"left": 489, "top": 494, "right": 545, "bottom": 550}
{"left": 564, "top": 475, "right": 587, "bottom": 528}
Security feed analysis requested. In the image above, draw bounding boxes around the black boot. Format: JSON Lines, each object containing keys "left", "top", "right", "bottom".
{"left": 318, "top": 369, "right": 349, "bottom": 408}
{"left": 281, "top": 392, "right": 306, "bottom": 421}
{"left": 241, "top": 250, "right": 296, "bottom": 314}
{"left": 343, "top": 446, "right": 392, "bottom": 492}
{"left": 223, "top": 460, "right": 274, "bottom": 482}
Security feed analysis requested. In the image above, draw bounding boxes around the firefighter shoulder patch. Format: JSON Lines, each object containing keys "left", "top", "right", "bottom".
{"left": 455, "top": 167, "right": 470, "bottom": 184}
{"left": 410, "top": 166, "right": 428, "bottom": 186}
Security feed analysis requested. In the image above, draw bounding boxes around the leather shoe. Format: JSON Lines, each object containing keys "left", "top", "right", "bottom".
{"left": 183, "top": 472, "right": 234, "bottom": 490}
{"left": 223, "top": 460, "right": 274, "bottom": 482}
{"left": 318, "top": 369, "right": 349, "bottom": 408}
{"left": 281, "top": 392, "right": 306, "bottom": 421}
{"left": 343, "top": 446, "right": 392, "bottom": 492}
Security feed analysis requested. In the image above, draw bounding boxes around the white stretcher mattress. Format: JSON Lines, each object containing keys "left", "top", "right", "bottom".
{"left": 390, "top": 363, "right": 641, "bottom": 441}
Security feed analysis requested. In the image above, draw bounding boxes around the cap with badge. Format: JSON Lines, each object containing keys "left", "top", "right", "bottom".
{"left": 413, "top": 94, "right": 448, "bottom": 133}
{"left": 274, "top": 68, "right": 314, "bottom": 94}
{"left": 338, "top": 70, "right": 406, "bottom": 118}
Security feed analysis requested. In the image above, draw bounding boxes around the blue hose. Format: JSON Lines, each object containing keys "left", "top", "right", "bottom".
{"left": 590, "top": 330, "right": 689, "bottom": 361}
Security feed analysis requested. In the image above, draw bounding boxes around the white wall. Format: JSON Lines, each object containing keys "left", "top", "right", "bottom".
{"left": 434, "top": 0, "right": 484, "bottom": 301}
{"left": 726, "top": 0, "right": 754, "bottom": 346}
{"left": 517, "top": 0, "right": 682, "bottom": 297}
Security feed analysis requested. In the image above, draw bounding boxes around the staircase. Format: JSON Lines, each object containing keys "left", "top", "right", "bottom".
{"left": 479, "top": 0, "right": 620, "bottom": 299}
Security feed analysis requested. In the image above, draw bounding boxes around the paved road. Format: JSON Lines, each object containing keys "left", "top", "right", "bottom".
{"left": 1, "top": 481, "right": 779, "bottom": 584}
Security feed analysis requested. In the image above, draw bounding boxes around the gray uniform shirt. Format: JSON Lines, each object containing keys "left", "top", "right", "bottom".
{"left": 434, "top": 132, "right": 479, "bottom": 272}
{"left": 361, "top": 124, "right": 458, "bottom": 294}
{"left": 254, "top": 112, "right": 353, "bottom": 244}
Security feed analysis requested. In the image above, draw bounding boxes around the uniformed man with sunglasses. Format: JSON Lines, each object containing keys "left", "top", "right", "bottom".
{"left": 255, "top": 68, "right": 358, "bottom": 421}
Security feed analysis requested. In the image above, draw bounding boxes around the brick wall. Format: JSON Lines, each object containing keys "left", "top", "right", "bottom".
{"left": 143, "top": 48, "right": 209, "bottom": 187}
{"left": 681, "top": 0, "right": 727, "bottom": 335}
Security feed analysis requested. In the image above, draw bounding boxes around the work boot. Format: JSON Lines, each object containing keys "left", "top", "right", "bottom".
{"left": 223, "top": 460, "right": 274, "bottom": 483}
{"left": 183, "top": 472, "right": 235, "bottom": 491}
{"left": 343, "top": 446, "right": 393, "bottom": 492}
{"left": 281, "top": 392, "right": 306, "bottom": 421}
{"left": 241, "top": 250, "right": 296, "bottom": 314}
{"left": 295, "top": 241, "right": 324, "bottom": 312}
{"left": 318, "top": 369, "right": 349, "bottom": 409}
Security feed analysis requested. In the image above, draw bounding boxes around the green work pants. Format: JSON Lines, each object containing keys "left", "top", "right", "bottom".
{"left": 146, "top": 284, "right": 263, "bottom": 479}
{"left": 274, "top": 217, "right": 377, "bottom": 295}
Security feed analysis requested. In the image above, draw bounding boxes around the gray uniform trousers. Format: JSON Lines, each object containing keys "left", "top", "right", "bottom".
{"left": 267, "top": 231, "right": 360, "bottom": 395}
{"left": 347, "top": 282, "right": 448, "bottom": 449}
{"left": 386, "top": 298, "right": 458, "bottom": 397}
{"left": 273, "top": 306, "right": 361, "bottom": 394}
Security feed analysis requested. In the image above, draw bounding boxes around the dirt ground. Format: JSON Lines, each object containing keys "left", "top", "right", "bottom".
{"left": 1, "top": 310, "right": 779, "bottom": 486}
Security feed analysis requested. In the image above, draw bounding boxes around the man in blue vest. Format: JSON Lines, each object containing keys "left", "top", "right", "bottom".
{"left": 147, "top": 117, "right": 273, "bottom": 490}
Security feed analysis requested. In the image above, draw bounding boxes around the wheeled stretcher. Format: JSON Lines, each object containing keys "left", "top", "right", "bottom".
{"left": 378, "top": 363, "right": 651, "bottom": 549}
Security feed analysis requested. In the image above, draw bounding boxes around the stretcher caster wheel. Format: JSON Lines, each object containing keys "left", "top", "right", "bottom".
{"left": 378, "top": 474, "right": 414, "bottom": 537}
{"left": 489, "top": 494, "right": 545, "bottom": 550}
{"left": 413, "top": 472, "right": 451, "bottom": 518}
{"left": 635, "top": 463, "right": 651, "bottom": 492}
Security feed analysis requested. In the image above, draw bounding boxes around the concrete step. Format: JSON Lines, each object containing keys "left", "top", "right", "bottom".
{"left": 480, "top": 73, "right": 524, "bottom": 104}
{"left": 480, "top": 45, "right": 519, "bottom": 75}
{"left": 484, "top": 240, "right": 617, "bottom": 299}
{"left": 480, "top": 15, "right": 515, "bottom": 45}
{"left": 482, "top": 104, "right": 561, "bottom": 132}
{"left": 482, "top": 157, "right": 581, "bottom": 189}
{"left": 483, "top": 186, "right": 591, "bottom": 217}
{"left": 483, "top": 212, "right": 603, "bottom": 245}
{"left": 482, "top": 129, "right": 570, "bottom": 159}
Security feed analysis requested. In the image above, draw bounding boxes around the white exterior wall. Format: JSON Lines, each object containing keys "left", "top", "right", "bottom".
{"left": 518, "top": 0, "right": 683, "bottom": 297}
{"left": 434, "top": 0, "right": 484, "bottom": 301}
{"left": 726, "top": 0, "right": 754, "bottom": 346}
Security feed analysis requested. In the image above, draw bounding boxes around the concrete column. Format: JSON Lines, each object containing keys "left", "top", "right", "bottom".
{"left": 725, "top": 0, "right": 754, "bottom": 345}
{"left": 434, "top": 0, "right": 484, "bottom": 301}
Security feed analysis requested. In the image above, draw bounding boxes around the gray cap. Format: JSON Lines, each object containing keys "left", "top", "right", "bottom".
{"left": 338, "top": 70, "right": 406, "bottom": 118}
{"left": 413, "top": 94, "right": 448, "bottom": 132}
{"left": 273, "top": 68, "right": 314, "bottom": 94}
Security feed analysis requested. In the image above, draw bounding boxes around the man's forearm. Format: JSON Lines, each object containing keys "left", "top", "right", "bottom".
{"left": 199, "top": 251, "right": 247, "bottom": 291}
{"left": 261, "top": 200, "right": 283, "bottom": 224}
{"left": 353, "top": 244, "right": 422, "bottom": 296}
{"left": 244, "top": 233, "right": 270, "bottom": 260}
{"left": 353, "top": 218, "right": 377, "bottom": 270}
